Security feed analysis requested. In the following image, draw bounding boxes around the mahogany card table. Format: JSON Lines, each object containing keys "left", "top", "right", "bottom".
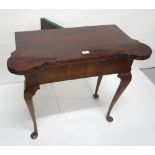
{"left": 7, "top": 18, "right": 152, "bottom": 139}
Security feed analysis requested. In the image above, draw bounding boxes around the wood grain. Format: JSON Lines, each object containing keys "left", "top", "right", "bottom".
{"left": 7, "top": 25, "right": 151, "bottom": 75}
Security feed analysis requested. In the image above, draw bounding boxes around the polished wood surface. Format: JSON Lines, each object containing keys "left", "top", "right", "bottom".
{"left": 7, "top": 18, "right": 152, "bottom": 139}
{"left": 8, "top": 24, "right": 151, "bottom": 75}
{"left": 93, "top": 75, "right": 103, "bottom": 98}
{"left": 106, "top": 72, "right": 132, "bottom": 122}
{"left": 24, "top": 83, "right": 40, "bottom": 139}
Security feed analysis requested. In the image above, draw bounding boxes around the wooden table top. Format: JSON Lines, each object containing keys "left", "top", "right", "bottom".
{"left": 8, "top": 25, "right": 152, "bottom": 75}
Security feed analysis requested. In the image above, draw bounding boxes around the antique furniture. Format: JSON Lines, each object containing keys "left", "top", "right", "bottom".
{"left": 7, "top": 18, "right": 152, "bottom": 139}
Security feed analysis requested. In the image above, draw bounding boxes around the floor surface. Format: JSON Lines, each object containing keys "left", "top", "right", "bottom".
{"left": 0, "top": 70, "right": 155, "bottom": 145}
{"left": 141, "top": 67, "right": 155, "bottom": 84}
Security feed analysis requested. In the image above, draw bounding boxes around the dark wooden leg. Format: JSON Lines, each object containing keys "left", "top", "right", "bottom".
{"left": 106, "top": 72, "right": 132, "bottom": 122}
{"left": 24, "top": 83, "right": 40, "bottom": 139}
{"left": 93, "top": 75, "right": 103, "bottom": 98}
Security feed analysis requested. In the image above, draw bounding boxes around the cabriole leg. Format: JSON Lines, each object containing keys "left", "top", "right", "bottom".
{"left": 93, "top": 75, "right": 103, "bottom": 98}
{"left": 106, "top": 72, "right": 132, "bottom": 122}
{"left": 24, "top": 83, "right": 40, "bottom": 139}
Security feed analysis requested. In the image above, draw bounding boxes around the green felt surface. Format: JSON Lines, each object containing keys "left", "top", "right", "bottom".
{"left": 41, "top": 18, "right": 64, "bottom": 29}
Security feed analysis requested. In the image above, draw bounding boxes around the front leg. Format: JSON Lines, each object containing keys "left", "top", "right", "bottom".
{"left": 24, "top": 82, "right": 40, "bottom": 139}
{"left": 106, "top": 72, "right": 132, "bottom": 122}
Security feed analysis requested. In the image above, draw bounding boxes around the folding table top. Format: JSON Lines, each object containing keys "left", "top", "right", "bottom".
{"left": 8, "top": 25, "right": 151, "bottom": 74}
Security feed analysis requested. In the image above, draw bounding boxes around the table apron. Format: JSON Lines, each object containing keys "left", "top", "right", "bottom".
{"left": 25, "top": 58, "right": 133, "bottom": 86}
